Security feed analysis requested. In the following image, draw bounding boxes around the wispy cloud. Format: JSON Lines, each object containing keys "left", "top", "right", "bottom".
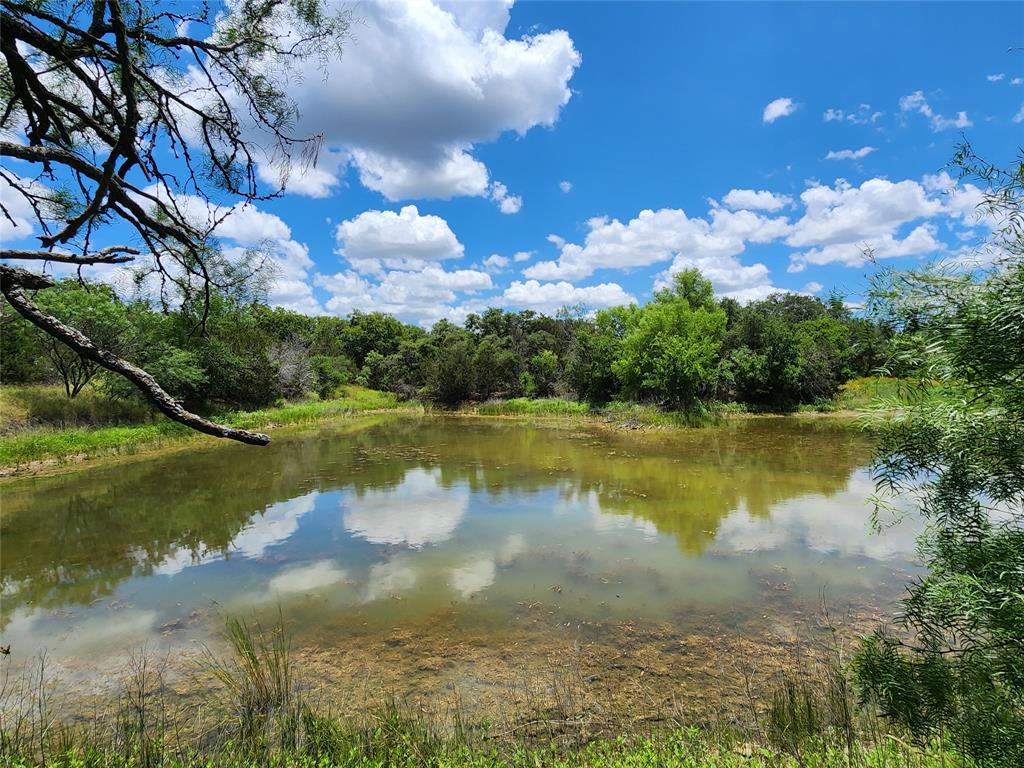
{"left": 825, "top": 146, "right": 877, "bottom": 161}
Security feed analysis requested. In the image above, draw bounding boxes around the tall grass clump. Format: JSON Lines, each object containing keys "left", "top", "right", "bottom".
{"left": 0, "top": 385, "right": 155, "bottom": 432}
{"left": 203, "top": 613, "right": 301, "bottom": 755}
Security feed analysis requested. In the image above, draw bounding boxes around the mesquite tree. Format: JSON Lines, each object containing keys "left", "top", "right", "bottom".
{"left": 854, "top": 146, "right": 1024, "bottom": 766}
{"left": 0, "top": 0, "right": 348, "bottom": 444}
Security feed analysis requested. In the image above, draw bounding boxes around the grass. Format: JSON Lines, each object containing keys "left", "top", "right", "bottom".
{"left": 474, "top": 397, "right": 592, "bottom": 417}
{"left": 469, "top": 398, "right": 721, "bottom": 428}
{"left": 601, "top": 401, "right": 720, "bottom": 428}
{"left": 828, "top": 377, "right": 909, "bottom": 412}
{"left": 0, "top": 617, "right": 968, "bottom": 768}
{"left": 2, "top": 731, "right": 962, "bottom": 767}
{"left": 0, "top": 386, "right": 422, "bottom": 471}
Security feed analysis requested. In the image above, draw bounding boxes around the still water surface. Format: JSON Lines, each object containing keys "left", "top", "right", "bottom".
{"left": 0, "top": 415, "right": 918, "bottom": 699}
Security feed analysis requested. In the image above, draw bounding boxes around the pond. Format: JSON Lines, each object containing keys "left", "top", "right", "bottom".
{"left": 0, "top": 415, "right": 919, "bottom": 722}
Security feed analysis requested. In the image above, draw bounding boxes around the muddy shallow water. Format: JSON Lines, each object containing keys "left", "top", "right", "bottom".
{"left": 0, "top": 415, "right": 919, "bottom": 725}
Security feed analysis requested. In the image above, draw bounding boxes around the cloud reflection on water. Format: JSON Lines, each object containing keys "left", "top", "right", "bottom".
{"left": 343, "top": 468, "right": 468, "bottom": 547}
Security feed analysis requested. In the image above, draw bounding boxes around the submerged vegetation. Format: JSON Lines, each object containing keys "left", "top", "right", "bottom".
{"left": 0, "top": 616, "right": 965, "bottom": 768}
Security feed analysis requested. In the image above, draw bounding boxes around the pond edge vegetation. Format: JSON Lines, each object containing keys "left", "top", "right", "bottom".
{"left": 0, "top": 376, "right": 901, "bottom": 477}
{"left": 0, "top": 614, "right": 966, "bottom": 768}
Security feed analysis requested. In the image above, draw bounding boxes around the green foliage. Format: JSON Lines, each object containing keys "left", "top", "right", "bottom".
{"left": 473, "top": 337, "right": 519, "bottom": 399}
{"left": 613, "top": 270, "right": 726, "bottom": 407}
{"left": 0, "top": 309, "right": 44, "bottom": 384}
{"left": 343, "top": 311, "right": 410, "bottom": 367}
{"left": 3, "top": 266, "right": 888, "bottom": 419}
{"left": 722, "top": 293, "right": 867, "bottom": 410}
{"left": 529, "top": 349, "right": 559, "bottom": 397}
{"left": 853, "top": 147, "right": 1024, "bottom": 767}
{"left": 31, "top": 281, "right": 134, "bottom": 398}
{"left": 429, "top": 339, "right": 476, "bottom": 405}
{"left": 565, "top": 307, "right": 628, "bottom": 404}
{"left": 107, "top": 345, "right": 208, "bottom": 405}
{"left": 311, "top": 355, "right": 354, "bottom": 399}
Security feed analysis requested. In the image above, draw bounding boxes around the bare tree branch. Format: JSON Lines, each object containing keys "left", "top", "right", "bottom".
{"left": 1, "top": 245, "right": 140, "bottom": 264}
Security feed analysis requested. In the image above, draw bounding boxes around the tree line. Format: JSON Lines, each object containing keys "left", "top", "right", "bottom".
{"left": 1, "top": 268, "right": 890, "bottom": 414}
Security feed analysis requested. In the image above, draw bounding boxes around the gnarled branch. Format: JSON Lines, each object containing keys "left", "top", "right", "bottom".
{"left": 1, "top": 245, "right": 140, "bottom": 264}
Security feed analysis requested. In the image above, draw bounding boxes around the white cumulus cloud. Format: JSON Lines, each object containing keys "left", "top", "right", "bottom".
{"left": 135, "top": 185, "right": 322, "bottom": 314}
{"left": 524, "top": 204, "right": 789, "bottom": 303}
{"left": 0, "top": 172, "right": 46, "bottom": 243}
{"left": 316, "top": 265, "right": 492, "bottom": 325}
{"left": 786, "top": 177, "right": 944, "bottom": 271}
{"left": 489, "top": 181, "right": 523, "bottom": 214}
{"left": 334, "top": 205, "right": 464, "bottom": 274}
{"left": 822, "top": 105, "right": 883, "bottom": 125}
{"left": 501, "top": 279, "right": 634, "bottom": 314}
{"left": 483, "top": 254, "right": 510, "bottom": 272}
{"left": 254, "top": 0, "right": 580, "bottom": 211}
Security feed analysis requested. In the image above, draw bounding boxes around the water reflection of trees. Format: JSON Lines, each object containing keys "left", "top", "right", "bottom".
{"left": 0, "top": 416, "right": 870, "bottom": 624}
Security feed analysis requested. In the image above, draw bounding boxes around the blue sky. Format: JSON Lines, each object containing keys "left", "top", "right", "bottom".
{"left": 3, "top": 1, "right": 1023, "bottom": 325}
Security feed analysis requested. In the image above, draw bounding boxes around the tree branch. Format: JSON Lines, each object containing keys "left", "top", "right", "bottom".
{"left": 1, "top": 245, "right": 140, "bottom": 264}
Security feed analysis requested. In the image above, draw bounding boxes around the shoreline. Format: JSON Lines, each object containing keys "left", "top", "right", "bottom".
{"left": 0, "top": 397, "right": 868, "bottom": 481}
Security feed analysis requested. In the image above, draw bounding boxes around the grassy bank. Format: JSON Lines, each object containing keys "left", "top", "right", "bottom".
{"left": 0, "top": 378, "right": 895, "bottom": 474}
{"left": 1, "top": 617, "right": 963, "bottom": 768}
{"left": 470, "top": 397, "right": 724, "bottom": 428}
{"left": 0, "top": 386, "right": 421, "bottom": 472}
{"left": 464, "top": 377, "right": 903, "bottom": 427}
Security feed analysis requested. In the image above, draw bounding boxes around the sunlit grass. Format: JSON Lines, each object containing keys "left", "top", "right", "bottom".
{"left": 471, "top": 398, "right": 720, "bottom": 427}
{"left": 15, "top": 733, "right": 962, "bottom": 767}
{"left": 829, "top": 376, "right": 908, "bottom": 411}
{"left": 600, "top": 401, "right": 719, "bottom": 428}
